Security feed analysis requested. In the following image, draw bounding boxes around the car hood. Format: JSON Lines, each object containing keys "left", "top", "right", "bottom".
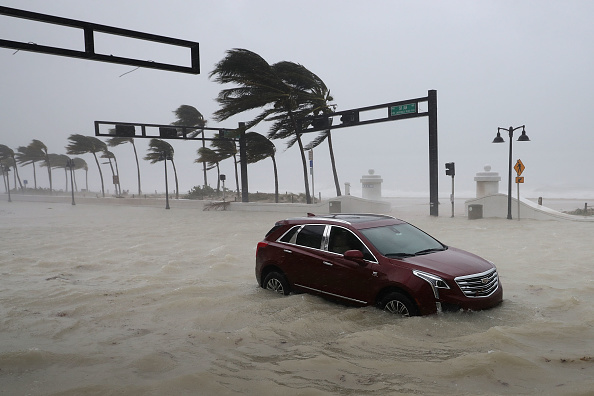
{"left": 395, "top": 246, "right": 494, "bottom": 278}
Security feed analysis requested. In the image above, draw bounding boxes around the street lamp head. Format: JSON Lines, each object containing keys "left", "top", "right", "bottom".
{"left": 492, "top": 131, "right": 505, "bottom": 143}
{"left": 517, "top": 127, "right": 530, "bottom": 141}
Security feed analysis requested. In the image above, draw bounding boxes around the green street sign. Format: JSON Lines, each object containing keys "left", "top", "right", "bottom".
{"left": 390, "top": 103, "right": 417, "bottom": 116}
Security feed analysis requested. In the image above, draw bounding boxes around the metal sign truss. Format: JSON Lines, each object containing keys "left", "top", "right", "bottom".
{"left": 0, "top": 6, "right": 200, "bottom": 74}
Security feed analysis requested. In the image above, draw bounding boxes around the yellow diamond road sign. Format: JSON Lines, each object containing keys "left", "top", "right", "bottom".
{"left": 514, "top": 159, "right": 525, "bottom": 176}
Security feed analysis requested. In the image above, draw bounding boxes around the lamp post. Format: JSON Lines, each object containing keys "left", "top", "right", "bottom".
{"left": 159, "top": 151, "right": 171, "bottom": 209}
{"left": 66, "top": 158, "right": 76, "bottom": 205}
{"left": 492, "top": 125, "right": 530, "bottom": 219}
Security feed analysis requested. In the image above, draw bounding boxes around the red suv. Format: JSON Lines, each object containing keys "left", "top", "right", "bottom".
{"left": 256, "top": 214, "right": 502, "bottom": 316}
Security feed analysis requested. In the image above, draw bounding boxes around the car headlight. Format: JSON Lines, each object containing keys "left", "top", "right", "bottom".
{"left": 413, "top": 270, "right": 450, "bottom": 299}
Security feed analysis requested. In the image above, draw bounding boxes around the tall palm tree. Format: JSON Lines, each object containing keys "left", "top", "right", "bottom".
{"left": 144, "top": 139, "right": 179, "bottom": 199}
{"left": 210, "top": 49, "right": 335, "bottom": 203}
{"left": 244, "top": 132, "right": 279, "bottom": 202}
{"left": 171, "top": 105, "right": 208, "bottom": 189}
{"left": 30, "top": 140, "right": 53, "bottom": 194}
{"left": 195, "top": 147, "right": 225, "bottom": 192}
{"left": 0, "top": 145, "right": 23, "bottom": 191}
{"left": 72, "top": 157, "right": 88, "bottom": 192}
{"left": 101, "top": 150, "right": 121, "bottom": 196}
{"left": 15, "top": 145, "right": 40, "bottom": 189}
{"left": 41, "top": 153, "right": 69, "bottom": 192}
{"left": 211, "top": 137, "right": 240, "bottom": 200}
{"left": 107, "top": 136, "right": 141, "bottom": 196}
{"left": 66, "top": 134, "right": 108, "bottom": 197}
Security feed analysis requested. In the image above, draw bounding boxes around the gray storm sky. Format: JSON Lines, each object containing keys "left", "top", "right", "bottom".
{"left": 1, "top": 0, "right": 593, "bottom": 199}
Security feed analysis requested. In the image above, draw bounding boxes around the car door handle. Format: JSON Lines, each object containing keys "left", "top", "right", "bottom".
{"left": 283, "top": 249, "right": 292, "bottom": 254}
{"left": 323, "top": 261, "right": 333, "bottom": 266}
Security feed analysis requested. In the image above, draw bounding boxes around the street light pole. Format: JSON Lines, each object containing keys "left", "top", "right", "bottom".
{"left": 492, "top": 125, "right": 530, "bottom": 219}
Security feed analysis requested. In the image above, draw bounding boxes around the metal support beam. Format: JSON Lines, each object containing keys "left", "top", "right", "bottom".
{"left": 0, "top": 6, "right": 200, "bottom": 74}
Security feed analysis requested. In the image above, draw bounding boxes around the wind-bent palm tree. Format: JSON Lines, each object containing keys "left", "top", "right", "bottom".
{"left": 0, "top": 145, "right": 23, "bottom": 191}
{"left": 171, "top": 105, "right": 208, "bottom": 188}
{"left": 144, "top": 139, "right": 179, "bottom": 199}
{"left": 244, "top": 132, "right": 279, "bottom": 202}
{"left": 101, "top": 150, "right": 121, "bottom": 196}
{"left": 16, "top": 145, "right": 40, "bottom": 189}
{"left": 41, "top": 153, "right": 69, "bottom": 191}
{"left": 195, "top": 147, "right": 225, "bottom": 192}
{"left": 72, "top": 157, "right": 88, "bottom": 192}
{"left": 30, "top": 140, "right": 53, "bottom": 194}
{"left": 210, "top": 49, "right": 335, "bottom": 203}
{"left": 211, "top": 137, "right": 240, "bottom": 200}
{"left": 66, "top": 134, "right": 108, "bottom": 197}
{"left": 107, "top": 136, "right": 141, "bottom": 196}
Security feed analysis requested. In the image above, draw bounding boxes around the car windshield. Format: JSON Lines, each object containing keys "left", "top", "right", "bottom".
{"left": 360, "top": 223, "right": 445, "bottom": 258}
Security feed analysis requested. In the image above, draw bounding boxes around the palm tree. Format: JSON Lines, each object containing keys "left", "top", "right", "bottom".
{"left": 210, "top": 49, "right": 335, "bottom": 203}
{"left": 30, "top": 140, "right": 53, "bottom": 194}
{"left": 41, "top": 153, "right": 69, "bottom": 191}
{"left": 244, "top": 132, "right": 279, "bottom": 202}
{"left": 0, "top": 145, "right": 23, "bottom": 191}
{"left": 66, "top": 134, "right": 108, "bottom": 197}
{"left": 211, "top": 137, "right": 240, "bottom": 200}
{"left": 107, "top": 136, "right": 141, "bottom": 196}
{"left": 171, "top": 105, "right": 208, "bottom": 189}
{"left": 195, "top": 147, "right": 225, "bottom": 192}
{"left": 15, "top": 145, "right": 40, "bottom": 189}
{"left": 100, "top": 150, "right": 121, "bottom": 196}
{"left": 72, "top": 157, "right": 88, "bottom": 192}
{"left": 144, "top": 139, "right": 179, "bottom": 199}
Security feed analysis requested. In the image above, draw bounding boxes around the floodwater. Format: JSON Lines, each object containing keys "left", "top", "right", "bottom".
{"left": 1, "top": 199, "right": 593, "bottom": 395}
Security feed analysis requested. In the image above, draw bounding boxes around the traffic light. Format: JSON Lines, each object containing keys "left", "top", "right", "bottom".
{"left": 340, "top": 111, "right": 359, "bottom": 125}
{"left": 115, "top": 124, "right": 135, "bottom": 137}
{"left": 311, "top": 115, "right": 331, "bottom": 129}
{"left": 159, "top": 127, "right": 178, "bottom": 138}
{"left": 445, "top": 162, "right": 455, "bottom": 177}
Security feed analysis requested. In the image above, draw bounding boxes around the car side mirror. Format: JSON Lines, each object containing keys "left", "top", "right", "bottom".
{"left": 344, "top": 250, "right": 366, "bottom": 265}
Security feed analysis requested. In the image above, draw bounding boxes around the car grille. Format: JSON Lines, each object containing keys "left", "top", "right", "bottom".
{"left": 455, "top": 268, "right": 499, "bottom": 298}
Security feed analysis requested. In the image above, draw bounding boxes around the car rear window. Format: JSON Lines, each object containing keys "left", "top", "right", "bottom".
{"left": 295, "top": 225, "right": 326, "bottom": 249}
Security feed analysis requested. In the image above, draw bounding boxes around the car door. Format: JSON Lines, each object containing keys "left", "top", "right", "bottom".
{"left": 277, "top": 224, "right": 329, "bottom": 291}
{"left": 315, "top": 226, "right": 379, "bottom": 304}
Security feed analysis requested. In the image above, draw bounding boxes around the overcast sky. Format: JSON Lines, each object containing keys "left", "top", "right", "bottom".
{"left": 1, "top": 0, "right": 593, "bottom": 199}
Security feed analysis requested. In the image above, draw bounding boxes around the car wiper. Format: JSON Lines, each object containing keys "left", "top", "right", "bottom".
{"left": 414, "top": 247, "right": 446, "bottom": 256}
{"left": 385, "top": 252, "right": 415, "bottom": 258}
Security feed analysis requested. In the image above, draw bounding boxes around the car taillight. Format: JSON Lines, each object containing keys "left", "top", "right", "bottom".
{"left": 256, "top": 241, "right": 268, "bottom": 256}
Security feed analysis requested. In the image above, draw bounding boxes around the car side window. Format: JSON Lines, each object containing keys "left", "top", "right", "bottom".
{"left": 295, "top": 225, "right": 326, "bottom": 249}
{"left": 279, "top": 226, "right": 299, "bottom": 243}
{"left": 328, "top": 226, "right": 375, "bottom": 261}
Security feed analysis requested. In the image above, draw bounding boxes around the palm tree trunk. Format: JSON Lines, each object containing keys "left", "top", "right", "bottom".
{"left": 171, "top": 159, "right": 179, "bottom": 199}
{"left": 326, "top": 132, "right": 341, "bottom": 196}
{"left": 10, "top": 154, "right": 23, "bottom": 191}
{"left": 64, "top": 168, "right": 68, "bottom": 192}
{"left": 233, "top": 153, "right": 240, "bottom": 200}
{"left": 202, "top": 131, "right": 208, "bottom": 189}
{"left": 85, "top": 169, "right": 88, "bottom": 192}
{"left": 131, "top": 140, "right": 141, "bottom": 196}
{"left": 92, "top": 153, "right": 105, "bottom": 197}
{"left": 106, "top": 158, "right": 116, "bottom": 196}
{"left": 113, "top": 156, "right": 122, "bottom": 196}
{"left": 288, "top": 110, "right": 311, "bottom": 204}
{"left": 74, "top": 171, "right": 79, "bottom": 192}
{"left": 215, "top": 163, "right": 221, "bottom": 192}
{"left": 296, "top": 134, "right": 312, "bottom": 204}
{"left": 45, "top": 155, "right": 52, "bottom": 195}
{"left": 32, "top": 162, "right": 37, "bottom": 189}
{"left": 271, "top": 155, "right": 279, "bottom": 203}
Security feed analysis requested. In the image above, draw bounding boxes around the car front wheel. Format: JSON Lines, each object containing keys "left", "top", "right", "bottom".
{"left": 263, "top": 271, "right": 290, "bottom": 295}
{"left": 380, "top": 292, "right": 418, "bottom": 317}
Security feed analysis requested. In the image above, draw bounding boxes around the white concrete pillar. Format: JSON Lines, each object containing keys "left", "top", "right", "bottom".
{"left": 474, "top": 165, "right": 501, "bottom": 197}
{"left": 361, "top": 169, "right": 383, "bottom": 200}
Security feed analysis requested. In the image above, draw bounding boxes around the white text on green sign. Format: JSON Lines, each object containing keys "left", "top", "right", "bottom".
{"left": 390, "top": 103, "right": 417, "bottom": 116}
